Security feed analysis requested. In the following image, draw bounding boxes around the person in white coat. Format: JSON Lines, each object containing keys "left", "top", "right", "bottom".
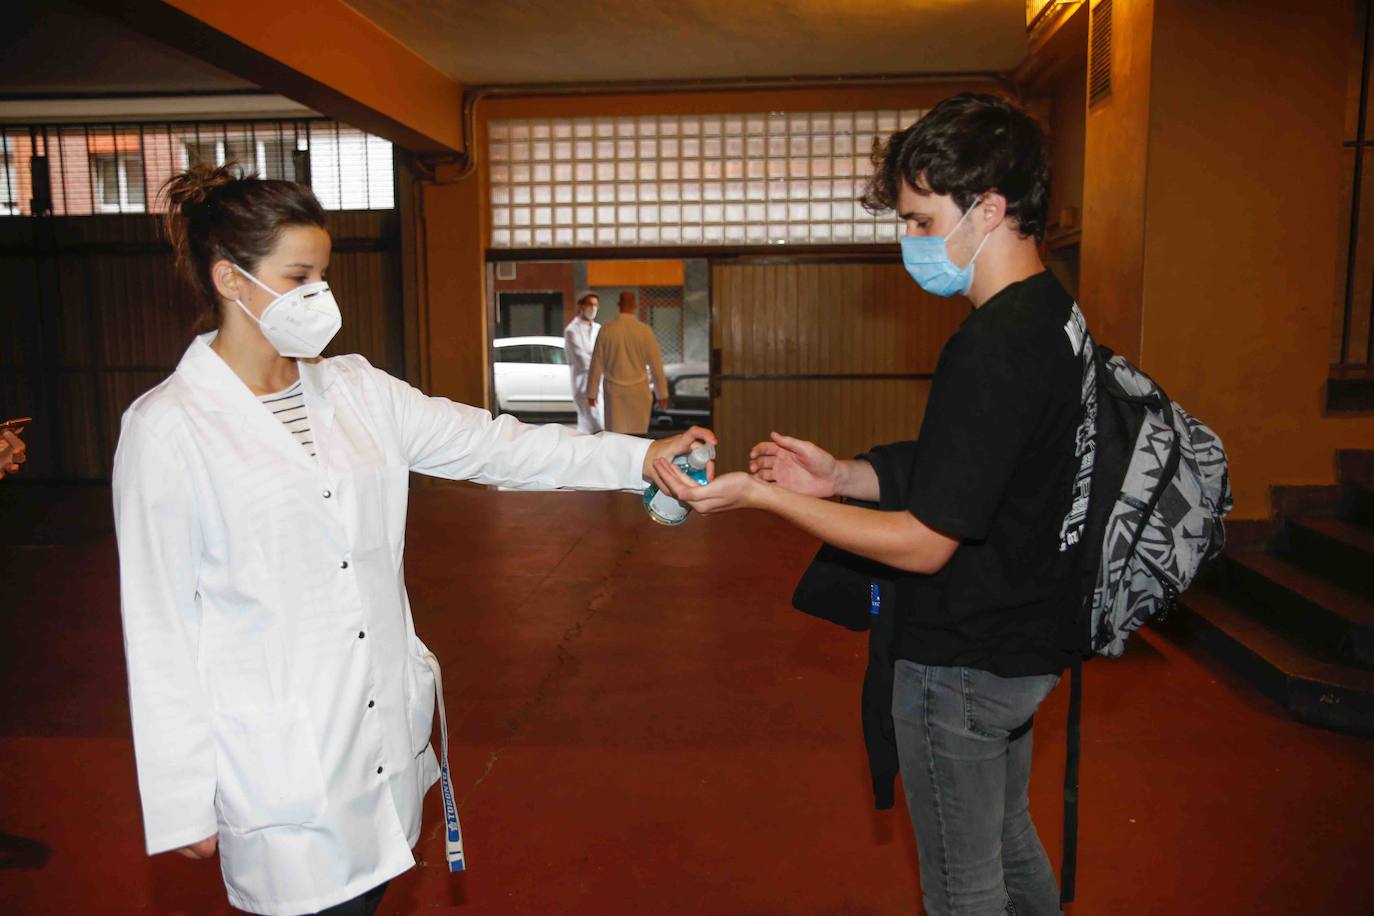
{"left": 113, "top": 165, "right": 715, "bottom": 916}
{"left": 563, "top": 292, "right": 603, "bottom": 433}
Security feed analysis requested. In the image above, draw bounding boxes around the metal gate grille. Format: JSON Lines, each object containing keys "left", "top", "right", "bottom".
{"left": 643, "top": 285, "right": 684, "bottom": 363}
{"left": 0, "top": 119, "right": 394, "bottom": 216}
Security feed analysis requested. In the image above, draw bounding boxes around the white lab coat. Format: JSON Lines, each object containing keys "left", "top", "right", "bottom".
{"left": 563, "top": 316, "right": 603, "bottom": 433}
{"left": 113, "top": 333, "right": 649, "bottom": 916}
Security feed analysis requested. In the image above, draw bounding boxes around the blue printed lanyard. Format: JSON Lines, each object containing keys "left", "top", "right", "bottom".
{"left": 422, "top": 652, "right": 465, "bottom": 873}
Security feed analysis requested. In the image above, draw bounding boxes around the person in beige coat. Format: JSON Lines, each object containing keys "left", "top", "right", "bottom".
{"left": 587, "top": 291, "right": 669, "bottom": 434}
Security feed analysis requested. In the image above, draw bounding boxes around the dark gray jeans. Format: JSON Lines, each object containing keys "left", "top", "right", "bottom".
{"left": 892, "top": 660, "right": 1062, "bottom": 916}
{"left": 254, "top": 881, "right": 388, "bottom": 916}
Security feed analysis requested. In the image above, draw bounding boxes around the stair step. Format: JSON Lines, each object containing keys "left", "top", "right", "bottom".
{"left": 1284, "top": 516, "right": 1374, "bottom": 596}
{"left": 1221, "top": 551, "right": 1374, "bottom": 666}
{"left": 1337, "top": 448, "right": 1374, "bottom": 484}
{"left": 1343, "top": 482, "right": 1374, "bottom": 528}
{"left": 1176, "top": 588, "right": 1374, "bottom": 735}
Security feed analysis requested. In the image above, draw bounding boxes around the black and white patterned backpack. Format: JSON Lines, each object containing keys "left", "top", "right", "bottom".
{"left": 1060, "top": 305, "right": 1233, "bottom": 658}
{"left": 1056, "top": 305, "right": 1232, "bottom": 903}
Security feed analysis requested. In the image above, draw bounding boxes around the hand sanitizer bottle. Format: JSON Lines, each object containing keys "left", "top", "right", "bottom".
{"left": 644, "top": 443, "right": 715, "bottom": 526}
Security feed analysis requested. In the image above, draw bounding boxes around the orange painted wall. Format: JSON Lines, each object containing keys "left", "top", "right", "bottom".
{"left": 586, "top": 260, "right": 685, "bottom": 287}
{"left": 1140, "top": 0, "right": 1372, "bottom": 520}
{"left": 1079, "top": 0, "right": 1154, "bottom": 363}
{"left": 1046, "top": 62, "right": 1086, "bottom": 235}
{"left": 420, "top": 81, "right": 1003, "bottom": 412}
{"left": 421, "top": 169, "right": 490, "bottom": 409}
{"left": 163, "top": 0, "right": 464, "bottom": 153}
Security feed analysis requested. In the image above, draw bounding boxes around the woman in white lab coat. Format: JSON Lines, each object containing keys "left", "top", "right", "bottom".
{"left": 113, "top": 165, "right": 713, "bottom": 916}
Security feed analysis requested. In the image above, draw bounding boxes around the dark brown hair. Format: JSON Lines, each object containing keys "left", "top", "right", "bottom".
{"left": 861, "top": 93, "right": 1051, "bottom": 242}
{"left": 576, "top": 291, "right": 599, "bottom": 307}
{"left": 161, "top": 162, "right": 327, "bottom": 332}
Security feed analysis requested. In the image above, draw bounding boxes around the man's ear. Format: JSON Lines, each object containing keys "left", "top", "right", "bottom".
{"left": 210, "top": 259, "right": 241, "bottom": 303}
{"left": 977, "top": 191, "right": 1009, "bottom": 233}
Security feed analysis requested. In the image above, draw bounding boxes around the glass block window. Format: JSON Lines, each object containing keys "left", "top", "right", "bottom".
{"left": 488, "top": 109, "right": 924, "bottom": 249}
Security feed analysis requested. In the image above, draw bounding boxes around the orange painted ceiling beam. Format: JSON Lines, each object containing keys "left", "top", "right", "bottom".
{"left": 88, "top": 0, "right": 465, "bottom": 156}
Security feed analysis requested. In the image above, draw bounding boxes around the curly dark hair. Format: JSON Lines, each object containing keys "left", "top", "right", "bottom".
{"left": 861, "top": 93, "right": 1051, "bottom": 242}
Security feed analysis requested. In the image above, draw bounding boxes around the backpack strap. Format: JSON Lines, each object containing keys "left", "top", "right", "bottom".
{"left": 1061, "top": 655, "right": 1083, "bottom": 905}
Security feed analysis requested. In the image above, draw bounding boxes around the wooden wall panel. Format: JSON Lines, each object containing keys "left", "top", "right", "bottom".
{"left": 0, "top": 211, "right": 401, "bottom": 481}
{"left": 714, "top": 262, "right": 965, "bottom": 377}
{"left": 710, "top": 261, "right": 965, "bottom": 473}
{"left": 714, "top": 378, "right": 933, "bottom": 474}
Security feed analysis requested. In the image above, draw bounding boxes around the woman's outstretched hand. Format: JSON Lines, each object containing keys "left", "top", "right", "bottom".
{"left": 643, "top": 425, "right": 717, "bottom": 490}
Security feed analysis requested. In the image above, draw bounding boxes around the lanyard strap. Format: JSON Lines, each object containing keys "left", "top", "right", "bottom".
{"left": 423, "top": 651, "right": 465, "bottom": 873}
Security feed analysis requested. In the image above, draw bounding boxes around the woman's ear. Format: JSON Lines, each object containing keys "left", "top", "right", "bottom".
{"left": 210, "top": 258, "right": 241, "bottom": 303}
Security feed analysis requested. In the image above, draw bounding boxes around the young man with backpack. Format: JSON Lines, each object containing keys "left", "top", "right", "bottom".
{"left": 654, "top": 93, "right": 1085, "bottom": 915}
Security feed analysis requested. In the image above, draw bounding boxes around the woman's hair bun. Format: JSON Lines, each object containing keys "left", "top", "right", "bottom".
{"left": 162, "top": 161, "right": 245, "bottom": 216}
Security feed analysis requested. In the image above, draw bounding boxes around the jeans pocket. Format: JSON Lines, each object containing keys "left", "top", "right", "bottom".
{"left": 961, "top": 669, "right": 1062, "bottom": 739}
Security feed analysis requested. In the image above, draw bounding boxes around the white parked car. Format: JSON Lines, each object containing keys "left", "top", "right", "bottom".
{"left": 492, "top": 336, "right": 577, "bottom": 417}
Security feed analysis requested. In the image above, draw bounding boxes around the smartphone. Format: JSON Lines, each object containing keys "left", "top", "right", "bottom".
{"left": 0, "top": 417, "right": 31, "bottom": 436}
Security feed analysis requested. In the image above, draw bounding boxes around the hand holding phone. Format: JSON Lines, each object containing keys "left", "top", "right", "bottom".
{"left": 0, "top": 417, "right": 30, "bottom": 480}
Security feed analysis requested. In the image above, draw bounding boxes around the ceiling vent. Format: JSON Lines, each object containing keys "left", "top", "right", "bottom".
{"left": 1090, "top": 0, "right": 1113, "bottom": 108}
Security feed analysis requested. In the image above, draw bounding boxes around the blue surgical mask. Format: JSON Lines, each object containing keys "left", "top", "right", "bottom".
{"left": 899, "top": 199, "right": 990, "bottom": 297}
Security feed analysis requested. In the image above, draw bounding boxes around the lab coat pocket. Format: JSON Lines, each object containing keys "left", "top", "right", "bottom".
{"left": 406, "top": 653, "right": 437, "bottom": 758}
{"left": 214, "top": 699, "right": 327, "bottom": 833}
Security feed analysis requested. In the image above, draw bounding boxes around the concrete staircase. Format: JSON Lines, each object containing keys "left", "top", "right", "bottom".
{"left": 1172, "top": 451, "right": 1374, "bottom": 735}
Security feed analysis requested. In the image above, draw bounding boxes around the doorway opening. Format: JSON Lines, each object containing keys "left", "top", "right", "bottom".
{"left": 487, "top": 258, "right": 710, "bottom": 433}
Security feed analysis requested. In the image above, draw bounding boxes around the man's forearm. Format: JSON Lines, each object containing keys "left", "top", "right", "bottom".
{"left": 754, "top": 484, "right": 954, "bottom": 574}
{"left": 833, "top": 459, "right": 881, "bottom": 503}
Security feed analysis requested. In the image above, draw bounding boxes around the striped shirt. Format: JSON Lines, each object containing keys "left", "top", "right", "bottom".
{"left": 259, "top": 379, "right": 316, "bottom": 460}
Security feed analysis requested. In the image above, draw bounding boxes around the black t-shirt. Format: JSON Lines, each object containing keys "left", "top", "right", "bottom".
{"left": 895, "top": 270, "right": 1083, "bottom": 677}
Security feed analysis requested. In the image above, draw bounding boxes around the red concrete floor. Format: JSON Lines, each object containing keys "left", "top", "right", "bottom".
{"left": 1, "top": 482, "right": 1371, "bottom": 914}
